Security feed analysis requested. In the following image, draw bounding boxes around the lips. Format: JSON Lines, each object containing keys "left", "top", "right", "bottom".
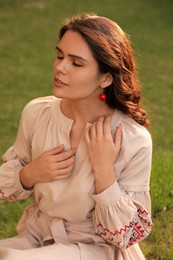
{"left": 55, "top": 78, "right": 68, "bottom": 85}
{"left": 54, "top": 78, "right": 68, "bottom": 88}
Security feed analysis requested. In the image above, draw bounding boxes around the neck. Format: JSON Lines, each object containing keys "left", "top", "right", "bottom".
{"left": 61, "top": 98, "right": 114, "bottom": 124}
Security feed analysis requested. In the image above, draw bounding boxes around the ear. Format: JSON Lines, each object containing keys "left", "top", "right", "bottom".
{"left": 100, "top": 73, "right": 113, "bottom": 88}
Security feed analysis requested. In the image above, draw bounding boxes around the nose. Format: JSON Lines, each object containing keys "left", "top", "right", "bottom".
{"left": 54, "top": 59, "right": 68, "bottom": 74}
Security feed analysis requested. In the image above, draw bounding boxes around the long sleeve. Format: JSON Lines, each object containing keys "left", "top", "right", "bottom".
{"left": 0, "top": 102, "right": 35, "bottom": 200}
{"left": 0, "top": 96, "right": 55, "bottom": 201}
{"left": 91, "top": 118, "right": 153, "bottom": 250}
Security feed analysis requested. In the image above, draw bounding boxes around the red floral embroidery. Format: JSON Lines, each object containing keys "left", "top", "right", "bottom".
{"left": 127, "top": 221, "right": 145, "bottom": 247}
{"left": 0, "top": 189, "right": 16, "bottom": 201}
{"left": 97, "top": 208, "right": 152, "bottom": 249}
{"left": 137, "top": 209, "right": 153, "bottom": 228}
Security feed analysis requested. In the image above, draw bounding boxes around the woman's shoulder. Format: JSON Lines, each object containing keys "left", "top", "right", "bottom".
{"left": 20, "top": 96, "right": 60, "bottom": 125}
{"left": 23, "top": 96, "right": 58, "bottom": 111}
{"left": 22, "top": 96, "right": 60, "bottom": 115}
{"left": 123, "top": 116, "right": 152, "bottom": 145}
{"left": 112, "top": 109, "right": 152, "bottom": 149}
{"left": 120, "top": 116, "right": 152, "bottom": 160}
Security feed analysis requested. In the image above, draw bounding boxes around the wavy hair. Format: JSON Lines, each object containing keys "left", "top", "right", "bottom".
{"left": 59, "top": 14, "right": 150, "bottom": 127}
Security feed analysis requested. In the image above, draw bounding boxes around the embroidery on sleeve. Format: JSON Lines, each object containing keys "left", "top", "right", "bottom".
{"left": 96, "top": 209, "right": 152, "bottom": 249}
{"left": 0, "top": 189, "right": 16, "bottom": 201}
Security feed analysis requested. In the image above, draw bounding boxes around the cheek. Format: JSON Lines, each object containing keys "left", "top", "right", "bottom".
{"left": 76, "top": 69, "right": 100, "bottom": 86}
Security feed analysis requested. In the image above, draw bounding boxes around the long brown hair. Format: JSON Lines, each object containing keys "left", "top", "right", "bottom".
{"left": 59, "top": 14, "right": 150, "bottom": 127}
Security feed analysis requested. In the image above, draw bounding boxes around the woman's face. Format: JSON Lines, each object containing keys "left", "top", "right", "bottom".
{"left": 53, "top": 30, "right": 104, "bottom": 101}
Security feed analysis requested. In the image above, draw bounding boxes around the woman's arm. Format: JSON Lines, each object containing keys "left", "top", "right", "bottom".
{"left": 85, "top": 116, "right": 152, "bottom": 250}
{"left": 85, "top": 116, "right": 122, "bottom": 193}
{"left": 0, "top": 98, "right": 76, "bottom": 199}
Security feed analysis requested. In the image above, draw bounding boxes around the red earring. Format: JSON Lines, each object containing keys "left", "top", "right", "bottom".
{"left": 99, "top": 89, "right": 106, "bottom": 101}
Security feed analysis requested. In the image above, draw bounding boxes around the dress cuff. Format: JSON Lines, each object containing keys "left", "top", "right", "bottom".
{"left": 91, "top": 181, "right": 122, "bottom": 206}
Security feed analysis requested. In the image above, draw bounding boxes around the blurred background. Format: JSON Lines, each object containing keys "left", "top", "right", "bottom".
{"left": 0, "top": 0, "right": 173, "bottom": 259}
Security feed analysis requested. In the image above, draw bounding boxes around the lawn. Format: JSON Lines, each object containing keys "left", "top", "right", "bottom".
{"left": 0, "top": 0, "right": 173, "bottom": 259}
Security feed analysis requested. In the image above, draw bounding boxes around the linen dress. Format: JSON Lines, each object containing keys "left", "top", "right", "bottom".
{"left": 0, "top": 96, "right": 153, "bottom": 260}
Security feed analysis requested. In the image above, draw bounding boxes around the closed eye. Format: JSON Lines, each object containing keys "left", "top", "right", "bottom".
{"left": 55, "top": 46, "right": 85, "bottom": 67}
{"left": 73, "top": 61, "right": 83, "bottom": 67}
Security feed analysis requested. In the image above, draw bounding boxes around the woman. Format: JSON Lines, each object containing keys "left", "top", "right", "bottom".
{"left": 0, "top": 14, "right": 152, "bottom": 259}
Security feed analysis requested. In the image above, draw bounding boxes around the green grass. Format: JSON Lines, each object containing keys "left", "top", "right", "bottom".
{"left": 0, "top": 0, "right": 173, "bottom": 259}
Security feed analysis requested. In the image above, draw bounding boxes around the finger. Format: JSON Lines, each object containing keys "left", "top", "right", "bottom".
{"left": 90, "top": 123, "right": 96, "bottom": 141}
{"left": 95, "top": 117, "right": 104, "bottom": 138}
{"left": 47, "top": 145, "right": 64, "bottom": 155}
{"left": 55, "top": 148, "right": 76, "bottom": 162}
{"left": 114, "top": 124, "right": 122, "bottom": 148}
{"left": 85, "top": 127, "right": 91, "bottom": 143}
{"left": 55, "top": 156, "right": 75, "bottom": 169}
{"left": 54, "top": 164, "right": 74, "bottom": 177}
{"left": 103, "top": 116, "right": 112, "bottom": 137}
{"left": 54, "top": 172, "right": 71, "bottom": 180}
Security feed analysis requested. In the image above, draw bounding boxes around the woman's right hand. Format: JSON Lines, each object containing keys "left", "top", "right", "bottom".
{"left": 19, "top": 144, "right": 76, "bottom": 189}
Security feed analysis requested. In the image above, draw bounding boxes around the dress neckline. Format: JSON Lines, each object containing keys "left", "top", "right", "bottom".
{"left": 51, "top": 97, "right": 123, "bottom": 130}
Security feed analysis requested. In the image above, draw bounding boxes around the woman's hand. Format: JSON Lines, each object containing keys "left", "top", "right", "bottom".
{"left": 19, "top": 145, "right": 76, "bottom": 189}
{"left": 85, "top": 116, "right": 122, "bottom": 193}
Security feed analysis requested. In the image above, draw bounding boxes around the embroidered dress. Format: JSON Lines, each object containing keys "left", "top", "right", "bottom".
{"left": 0, "top": 96, "right": 152, "bottom": 260}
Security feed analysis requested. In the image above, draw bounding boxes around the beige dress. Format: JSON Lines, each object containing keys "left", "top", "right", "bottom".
{"left": 0, "top": 96, "right": 152, "bottom": 260}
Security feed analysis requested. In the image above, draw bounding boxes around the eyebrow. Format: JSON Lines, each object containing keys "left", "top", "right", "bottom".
{"left": 56, "top": 46, "right": 88, "bottom": 62}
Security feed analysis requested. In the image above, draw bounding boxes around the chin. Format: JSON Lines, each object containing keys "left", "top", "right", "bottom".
{"left": 53, "top": 88, "right": 62, "bottom": 98}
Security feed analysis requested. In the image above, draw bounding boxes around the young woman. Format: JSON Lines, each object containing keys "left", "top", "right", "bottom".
{"left": 0, "top": 14, "right": 152, "bottom": 260}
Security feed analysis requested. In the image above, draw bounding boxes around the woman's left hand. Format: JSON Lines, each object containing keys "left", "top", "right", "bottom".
{"left": 85, "top": 116, "right": 122, "bottom": 193}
